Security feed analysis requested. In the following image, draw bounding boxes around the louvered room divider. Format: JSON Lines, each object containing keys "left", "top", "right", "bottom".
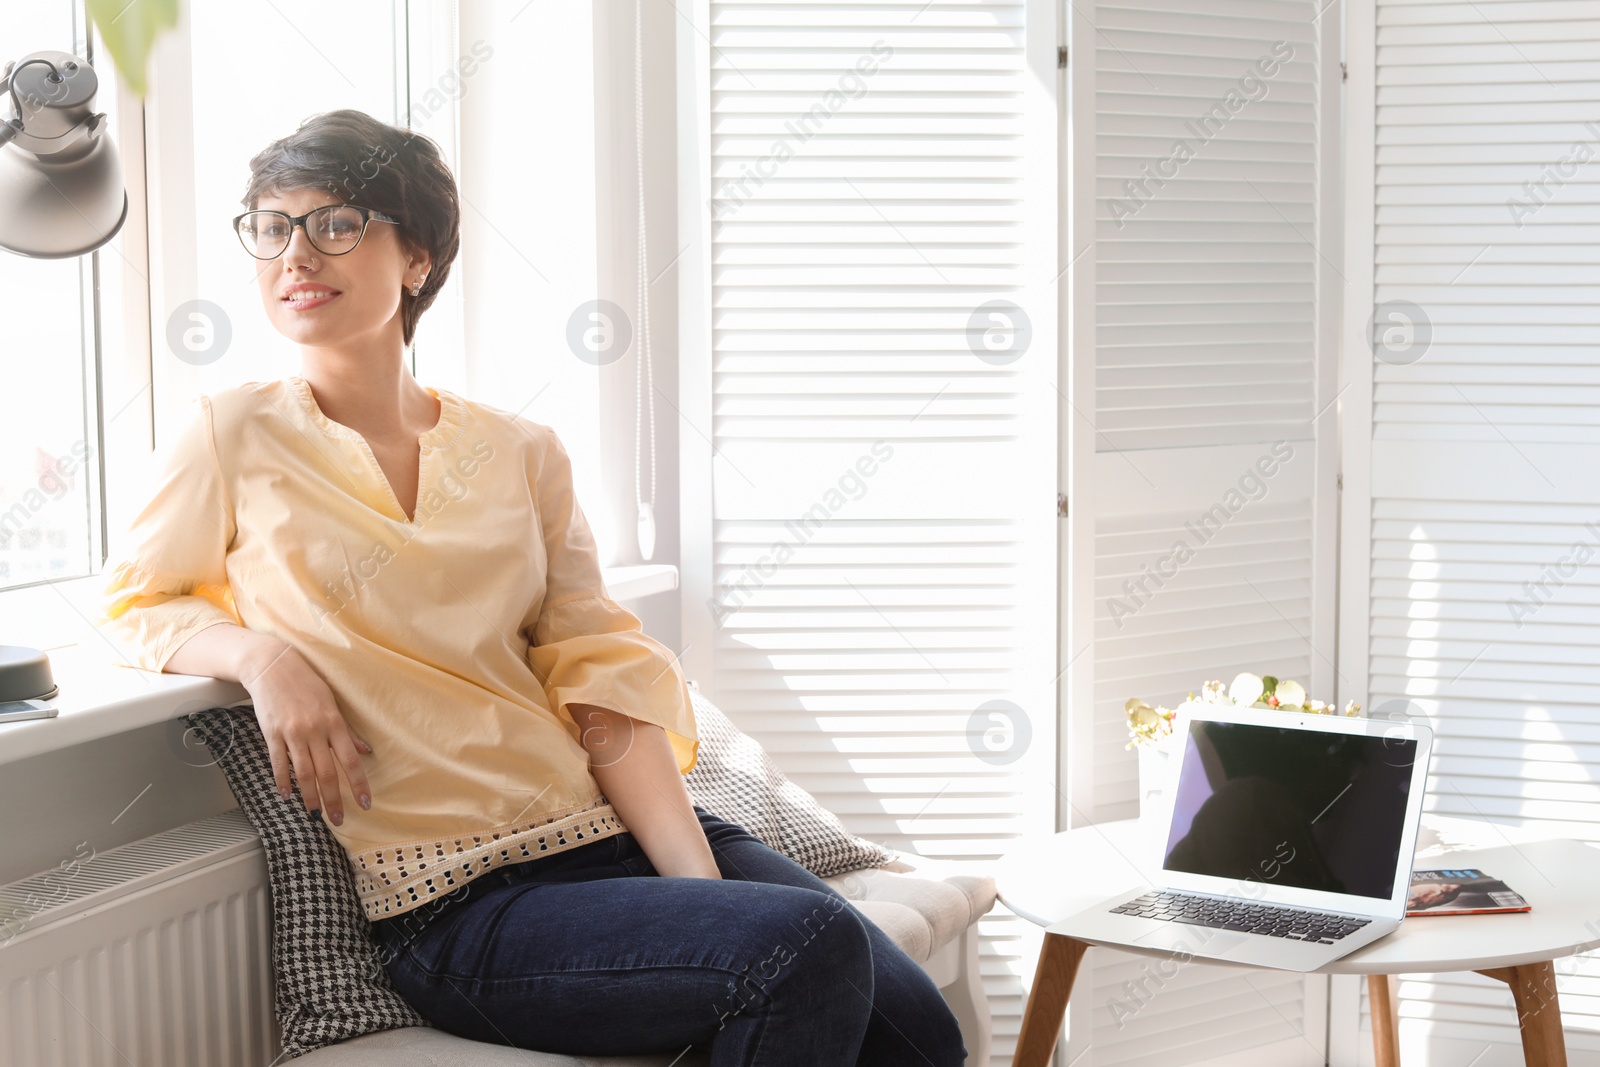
{"left": 1063, "top": 0, "right": 1341, "bottom": 1063}
{"left": 675, "top": 1, "right": 1060, "bottom": 1063}
{"left": 1338, "top": 0, "right": 1600, "bottom": 1061}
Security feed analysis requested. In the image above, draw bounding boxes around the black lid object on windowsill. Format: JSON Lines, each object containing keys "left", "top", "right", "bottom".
{"left": 0, "top": 49, "right": 128, "bottom": 258}
{"left": 0, "top": 645, "right": 58, "bottom": 703}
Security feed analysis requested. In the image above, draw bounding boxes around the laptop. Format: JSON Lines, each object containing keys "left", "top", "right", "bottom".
{"left": 1051, "top": 703, "right": 1434, "bottom": 971}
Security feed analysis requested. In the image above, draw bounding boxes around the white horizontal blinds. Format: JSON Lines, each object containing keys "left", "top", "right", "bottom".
{"left": 1362, "top": 506, "right": 1600, "bottom": 1051}
{"left": 1086, "top": 952, "right": 1314, "bottom": 1067}
{"left": 1092, "top": 2, "right": 1320, "bottom": 452}
{"left": 1073, "top": 449, "right": 1327, "bottom": 1067}
{"left": 701, "top": 3, "right": 1057, "bottom": 1065}
{"left": 1372, "top": 2, "right": 1600, "bottom": 448}
{"left": 1371, "top": 501, "right": 1600, "bottom": 767}
{"left": 1359, "top": 1, "right": 1600, "bottom": 1056}
{"left": 1066, "top": 1, "right": 1333, "bottom": 1064}
{"left": 1079, "top": 0, "right": 1328, "bottom": 830}
{"left": 1094, "top": 496, "right": 1317, "bottom": 816}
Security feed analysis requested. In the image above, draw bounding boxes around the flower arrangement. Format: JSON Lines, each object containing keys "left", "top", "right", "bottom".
{"left": 1125, "top": 672, "right": 1361, "bottom": 750}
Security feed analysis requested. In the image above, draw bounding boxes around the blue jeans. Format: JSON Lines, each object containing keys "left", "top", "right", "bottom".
{"left": 370, "top": 805, "right": 967, "bottom": 1066}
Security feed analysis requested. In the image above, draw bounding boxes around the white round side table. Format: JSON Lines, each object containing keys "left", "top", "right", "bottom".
{"left": 997, "top": 815, "right": 1600, "bottom": 1066}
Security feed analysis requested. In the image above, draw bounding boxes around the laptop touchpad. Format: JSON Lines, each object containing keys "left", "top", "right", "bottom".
{"left": 1131, "top": 924, "right": 1250, "bottom": 956}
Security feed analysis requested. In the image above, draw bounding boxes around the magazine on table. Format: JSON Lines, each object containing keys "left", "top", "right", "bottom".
{"left": 1406, "top": 868, "right": 1531, "bottom": 916}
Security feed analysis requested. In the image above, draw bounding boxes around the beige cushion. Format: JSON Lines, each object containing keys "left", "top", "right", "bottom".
{"left": 289, "top": 1025, "right": 713, "bottom": 1067}
{"left": 295, "top": 853, "right": 996, "bottom": 1066}
{"left": 832, "top": 854, "right": 995, "bottom": 964}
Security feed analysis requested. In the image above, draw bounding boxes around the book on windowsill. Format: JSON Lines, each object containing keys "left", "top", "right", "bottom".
{"left": 1406, "top": 868, "right": 1531, "bottom": 916}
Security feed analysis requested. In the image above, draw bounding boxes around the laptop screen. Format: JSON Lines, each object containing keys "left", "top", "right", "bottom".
{"left": 1161, "top": 719, "right": 1420, "bottom": 900}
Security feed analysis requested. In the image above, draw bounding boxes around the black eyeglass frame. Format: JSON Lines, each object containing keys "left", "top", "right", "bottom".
{"left": 232, "top": 204, "right": 400, "bottom": 260}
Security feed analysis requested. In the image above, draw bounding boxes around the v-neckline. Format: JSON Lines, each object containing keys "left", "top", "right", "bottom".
{"left": 366, "top": 437, "right": 425, "bottom": 523}
{"left": 289, "top": 375, "right": 465, "bottom": 525}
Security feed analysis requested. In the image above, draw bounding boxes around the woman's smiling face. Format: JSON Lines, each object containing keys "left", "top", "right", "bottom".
{"left": 250, "top": 186, "right": 427, "bottom": 350}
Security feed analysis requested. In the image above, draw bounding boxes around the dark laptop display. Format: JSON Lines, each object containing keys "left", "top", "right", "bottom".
{"left": 1161, "top": 720, "right": 1420, "bottom": 900}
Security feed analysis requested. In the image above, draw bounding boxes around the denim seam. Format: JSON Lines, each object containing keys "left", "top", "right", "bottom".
{"left": 402, "top": 956, "right": 754, "bottom": 991}
{"left": 746, "top": 984, "right": 773, "bottom": 1065}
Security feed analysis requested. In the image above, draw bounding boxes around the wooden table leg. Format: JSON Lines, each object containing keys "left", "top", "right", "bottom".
{"left": 1478, "top": 961, "right": 1568, "bottom": 1067}
{"left": 1368, "top": 974, "right": 1401, "bottom": 1067}
{"left": 1013, "top": 933, "right": 1088, "bottom": 1067}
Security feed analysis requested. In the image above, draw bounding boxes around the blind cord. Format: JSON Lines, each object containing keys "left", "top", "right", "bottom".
{"left": 634, "top": 0, "right": 658, "bottom": 561}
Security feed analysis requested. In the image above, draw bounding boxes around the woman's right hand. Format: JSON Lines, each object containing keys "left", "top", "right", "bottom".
{"left": 240, "top": 643, "right": 374, "bottom": 827}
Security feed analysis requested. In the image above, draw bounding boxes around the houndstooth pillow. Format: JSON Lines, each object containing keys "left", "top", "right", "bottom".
{"left": 682, "top": 682, "right": 897, "bottom": 877}
{"left": 183, "top": 706, "right": 431, "bottom": 1058}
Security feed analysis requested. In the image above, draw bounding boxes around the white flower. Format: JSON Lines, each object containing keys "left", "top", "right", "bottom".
{"left": 1201, "top": 680, "right": 1231, "bottom": 704}
{"left": 1126, "top": 699, "right": 1161, "bottom": 729}
{"left": 1275, "top": 679, "right": 1307, "bottom": 709}
{"left": 1229, "top": 672, "right": 1264, "bottom": 708}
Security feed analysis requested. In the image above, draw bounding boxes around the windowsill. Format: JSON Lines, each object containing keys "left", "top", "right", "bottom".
{"left": 601, "top": 563, "right": 680, "bottom": 601}
{"left": 0, "top": 563, "right": 678, "bottom": 769}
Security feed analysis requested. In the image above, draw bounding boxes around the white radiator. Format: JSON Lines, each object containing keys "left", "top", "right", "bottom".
{"left": 0, "top": 810, "right": 280, "bottom": 1067}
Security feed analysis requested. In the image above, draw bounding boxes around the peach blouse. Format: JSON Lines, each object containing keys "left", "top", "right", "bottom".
{"left": 97, "top": 377, "right": 698, "bottom": 920}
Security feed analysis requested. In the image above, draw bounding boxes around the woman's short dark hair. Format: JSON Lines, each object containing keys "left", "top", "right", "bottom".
{"left": 241, "top": 108, "right": 460, "bottom": 348}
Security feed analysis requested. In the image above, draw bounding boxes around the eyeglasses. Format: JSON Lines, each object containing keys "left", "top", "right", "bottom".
{"left": 232, "top": 204, "right": 398, "bottom": 260}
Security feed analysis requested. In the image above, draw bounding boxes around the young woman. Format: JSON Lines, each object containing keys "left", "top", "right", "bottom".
{"left": 98, "top": 109, "right": 966, "bottom": 1067}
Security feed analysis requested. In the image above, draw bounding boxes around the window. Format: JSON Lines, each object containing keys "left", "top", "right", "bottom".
{"left": 0, "top": 1, "right": 100, "bottom": 592}
{"left": 0, "top": 3, "right": 611, "bottom": 617}
{"left": 175, "top": 0, "right": 405, "bottom": 387}
{"left": 1, "top": 3, "right": 413, "bottom": 596}
{"left": 135, "top": 0, "right": 410, "bottom": 451}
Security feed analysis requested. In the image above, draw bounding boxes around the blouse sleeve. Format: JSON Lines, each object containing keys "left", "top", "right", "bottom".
{"left": 98, "top": 395, "right": 242, "bottom": 673}
{"left": 523, "top": 423, "right": 699, "bottom": 775}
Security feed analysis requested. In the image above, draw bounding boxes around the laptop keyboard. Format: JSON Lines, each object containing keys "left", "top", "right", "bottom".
{"left": 1111, "top": 890, "right": 1372, "bottom": 944}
